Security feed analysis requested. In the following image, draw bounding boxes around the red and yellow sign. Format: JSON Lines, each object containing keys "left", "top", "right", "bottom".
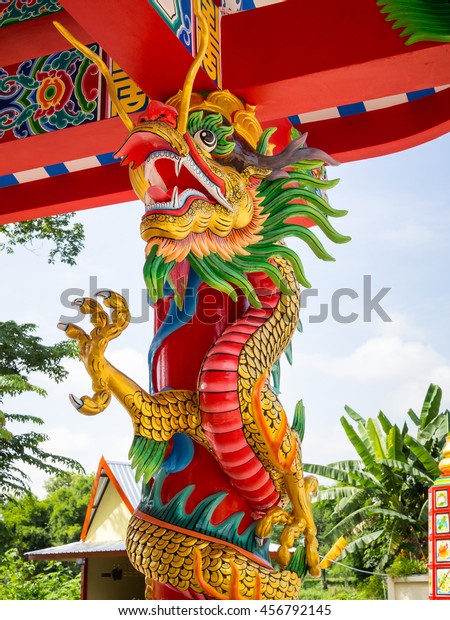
{"left": 428, "top": 435, "right": 450, "bottom": 599}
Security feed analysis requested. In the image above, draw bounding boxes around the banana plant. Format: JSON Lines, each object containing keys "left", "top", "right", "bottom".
{"left": 305, "top": 384, "right": 449, "bottom": 568}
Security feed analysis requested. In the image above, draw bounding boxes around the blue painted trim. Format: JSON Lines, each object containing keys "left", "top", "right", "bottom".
{"left": 0, "top": 174, "right": 19, "bottom": 188}
{"left": 288, "top": 114, "right": 301, "bottom": 125}
{"left": 45, "top": 162, "right": 69, "bottom": 177}
{"left": 337, "top": 101, "right": 366, "bottom": 117}
{"left": 97, "top": 152, "right": 118, "bottom": 165}
{"left": 407, "top": 88, "right": 435, "bottom": 102}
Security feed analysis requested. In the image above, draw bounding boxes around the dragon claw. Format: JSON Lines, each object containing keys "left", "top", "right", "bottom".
{"left": 71, "top": 297, "right": 84, "bottom": 307}
{"left": 95, "top": 289, "right": 112, "bottom": 299}
{"left": 69, "top": 394, "right": 84, "bottom": 409}
{"left": 57, "top": 322, "right": 68, "bottom": 332}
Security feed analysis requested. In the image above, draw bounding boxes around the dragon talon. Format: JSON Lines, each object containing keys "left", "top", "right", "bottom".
{"left": 69, "top": 394, "right": 84, "bottom": 409}
{"left": 95, "top": 289, "right": 112, "bottom": 299}
{"left": 71, "top": 297, "right": 84, "bottom": 307}
{"left": 57, "top": 322, "right": 68, "bottom": 331}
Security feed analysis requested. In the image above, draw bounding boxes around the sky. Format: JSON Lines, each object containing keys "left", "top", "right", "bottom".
{"left": 1, "top": 131, "right": 450, "bottom": 497}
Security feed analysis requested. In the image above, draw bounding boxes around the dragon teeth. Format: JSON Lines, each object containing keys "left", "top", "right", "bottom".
{"left": 175, "top": 158, "right": 183, "bottom": 177}
{"left": 144, "top": 157, "right": 167, "bottom": 191}
{"left": 171, "top": 187, "right": 179, "bottom": 209}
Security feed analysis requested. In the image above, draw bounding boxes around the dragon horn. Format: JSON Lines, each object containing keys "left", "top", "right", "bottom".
{"left": 177, "top": 0, "right": 210, "bottom": 135}
{"left": 53, "top": 21, "right": 135, "bottom": 132}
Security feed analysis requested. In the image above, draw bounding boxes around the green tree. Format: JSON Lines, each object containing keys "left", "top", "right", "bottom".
{"left": 305, "top": 384, "right": 449, "bottom": 569}
{"left": 0, "top": 549, "right": 80, "bottom": 600}
{"left": 0, "top": 472, "right": 93, "bottom": 555}
{"left": 0, "top": 328, "right": 83, "bottom": 500}
{"left": 0, "top": 215, "right": 85, "bottom": 500}
{"left": 44, "top": 472, "right": 94, "bottom": 546}
{"left": 0, "top": 214, "right": 84, "bottom": 266}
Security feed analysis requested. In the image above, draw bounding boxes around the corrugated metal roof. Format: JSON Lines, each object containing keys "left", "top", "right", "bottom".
{"left": 108, "top": 461, "right": 140, "bottom": 509}
{"left": 25, "top": 540, "right": 127, "bottom": 560}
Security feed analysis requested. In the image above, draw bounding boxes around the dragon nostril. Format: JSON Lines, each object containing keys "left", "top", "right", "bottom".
{"left": 138, "top": 100, "right": 179, "bottom": 127}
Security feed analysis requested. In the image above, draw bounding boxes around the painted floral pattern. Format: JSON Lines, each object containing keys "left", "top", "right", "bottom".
{"left": 0, "top": 0, "right": 61, "bottom": 27}
{"left": 0, "top": 45, "right": 101, "bottom": 142}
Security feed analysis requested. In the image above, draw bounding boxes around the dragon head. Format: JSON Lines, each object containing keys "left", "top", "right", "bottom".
{"left": 115, "top": 90, "right": 349, "bottom": 308}
{"left": 54, "top": 7, "right": 349, "bottom": 310}
{"left": 115, "top": 92, "right": 269, "bottom": 259}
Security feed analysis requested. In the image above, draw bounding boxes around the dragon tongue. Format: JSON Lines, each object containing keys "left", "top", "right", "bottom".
{"left": 147, "top": 186, "right": 172, "bottom": 202}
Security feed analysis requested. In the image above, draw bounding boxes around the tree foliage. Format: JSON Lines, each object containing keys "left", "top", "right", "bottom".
{"left": 0, "top": 326, "right": 83, "bottom": 500}
{"left": 0, "top": 214, "right": 84, "bottom": 266}
{"left": 0, "top": 472, "right": 93, "bottom": 556}
{"left": 0, "top": 214, "right": 85, "bottom": 500}
{"left": 305, "top": 384, "right": 449, "bottom": 569}
{"left": 0, "top": 549, "right": 80, "bottom": 600}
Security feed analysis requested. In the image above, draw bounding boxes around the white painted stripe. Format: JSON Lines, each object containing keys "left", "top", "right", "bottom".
{"left": 435, "top": 84, "right": 450, "bottom": 93}
{"left": 364, "top": 92, "right": 408, "bottom": 112}
{"left": 64, "top": 156, "right": 102, "bottom": 173}
{"left": 295, "top": 85, "right": 450, "bottom": 125}
{"left": 14, "top": 167, "right": 49, "bottom": 183}
{"left": 299, "top": 107, "right": 341, "bottom": 124}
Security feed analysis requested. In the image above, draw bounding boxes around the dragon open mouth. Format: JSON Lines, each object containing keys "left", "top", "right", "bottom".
{"left": 143, "top": 145, "right": 231, "bottom": 218}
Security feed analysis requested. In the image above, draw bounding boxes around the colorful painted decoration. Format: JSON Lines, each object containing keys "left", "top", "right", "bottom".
{"left": 0, "top": 45, "right": 101, "bottom": 142}
{"left": 148, "top": 0, "right": 221, "bottom": 86}
{"left": 436, "top": 540, "right": 450, "bottom": 563}
{"left": 0, "top": 0, "right": 61, "bottom": 28}
{"left": 428, "top": 434, "right": 450, "bottom": 599}
{"left": 436, "top": 489, "right": 449, "bottom": 509}
{"left": 57, "top": 2, "right": 349, "bottom": 600}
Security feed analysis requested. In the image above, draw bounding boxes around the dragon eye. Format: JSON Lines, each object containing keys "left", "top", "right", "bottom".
{"left": 194, "top": 129, "right": 217, "bottom": 152}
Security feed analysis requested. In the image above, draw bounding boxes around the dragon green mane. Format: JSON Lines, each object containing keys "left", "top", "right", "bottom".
{"left": 143, "top": 131, "right": 350, "bottom": 309}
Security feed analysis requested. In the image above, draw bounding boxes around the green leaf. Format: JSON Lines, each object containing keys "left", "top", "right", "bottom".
{"left": 367, "top": 507, "right": 416, "bottom": 524}
{"left": 339, "top": 530, "right": 384, "bottom": 556}
{"left": 367, "top": 418, "right": 386, "bottom": 460}
{"left": 404, "top": 434, "right": 441, "bottom": 478}
{"left": 386, "top": 425, "right": 405, "bottom": 462}
{"left": 340, "top": 417, "right": 380, "bottom": 474}
{"left": 378, "top": 410, "right": 393, "bottom": 434}
{"left": 344, "top": 405, "right": 366, "bottom": 425}
{"left": 303, "top": 463, "right": 356, "bottom": 486}
{"left": 407, "top": 408, "right": 420, "bottom": 427}
{"left": 324, "top": 505, "right": 375, "bottom": 541}
{"left": 315, "top": 486, "right": 356, "bottom": 502}
{"left": 420, "top": 384, "right": 442, "bottom": 428}
{"left": 379, "top": 459, "right": 433, "bottom": 486}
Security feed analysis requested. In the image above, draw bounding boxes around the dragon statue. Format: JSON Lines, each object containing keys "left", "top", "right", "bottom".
{"left": 56, "top": 4, "right": 349, "bottom": 600}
